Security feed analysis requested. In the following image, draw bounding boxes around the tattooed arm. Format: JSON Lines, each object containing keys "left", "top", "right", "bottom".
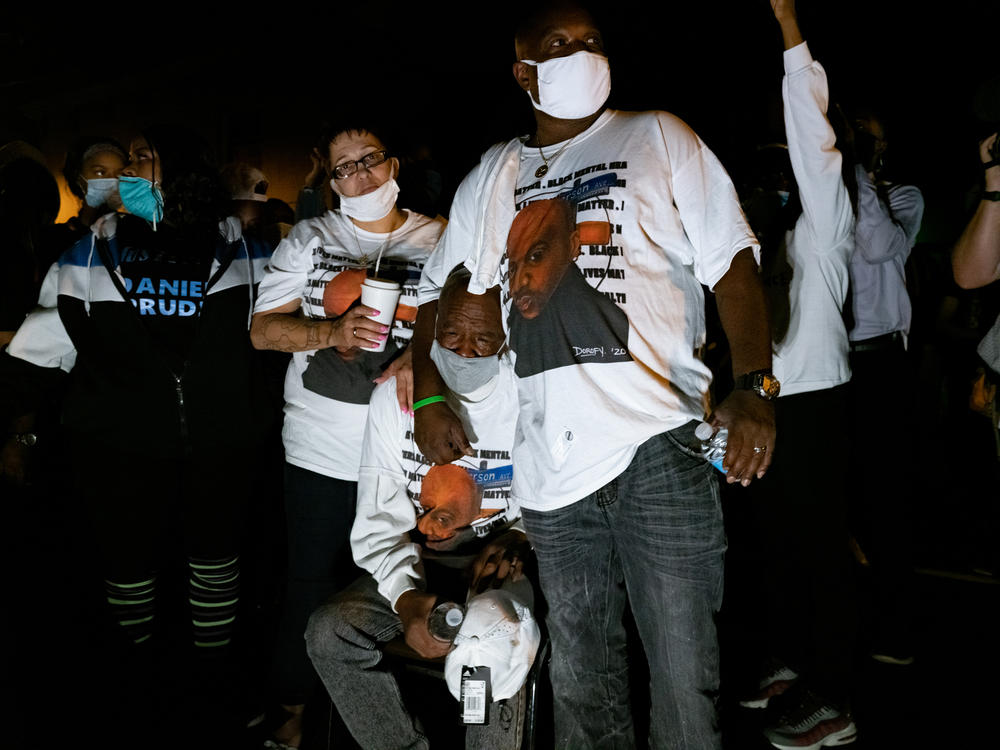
{"left": 250, "top": 298, "right": 387, "bottom": 353}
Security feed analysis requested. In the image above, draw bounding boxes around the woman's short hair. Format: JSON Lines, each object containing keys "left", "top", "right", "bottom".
{"left": 62, "top": 136, "right": 127, "bottom": 199}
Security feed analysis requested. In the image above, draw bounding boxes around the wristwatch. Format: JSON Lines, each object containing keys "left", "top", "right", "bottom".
{"left": 734, "top": 369, "right": 780, "bottom": 401}
{"left": 12, "top": 432, "right": 37, "bottom": 447}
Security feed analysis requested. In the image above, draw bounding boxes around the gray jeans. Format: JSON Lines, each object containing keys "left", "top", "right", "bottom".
{"left": 305, "top": 573, "right": 526, "bottom": 750}
{"left": 520, "top": 424, "right": 725, "bottom": 749}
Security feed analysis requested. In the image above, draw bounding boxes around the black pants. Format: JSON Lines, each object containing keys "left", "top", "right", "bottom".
{"left": 848, "top": 338, "right": 918, "bottom": 650}
{"left": 751, "top": 385, "right": 857, "bottom": 702}
{"left": 73, "top": 438, "right": 249, "bottom": 583}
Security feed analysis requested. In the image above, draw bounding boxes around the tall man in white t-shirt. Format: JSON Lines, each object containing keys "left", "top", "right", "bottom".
{"left": 409, "top": 3, "right": 778, "bottom": 747}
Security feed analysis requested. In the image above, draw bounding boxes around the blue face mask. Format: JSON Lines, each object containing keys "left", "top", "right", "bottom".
{"left": 84, "top": 178, "right": 120, "bottom": 209}
{"left": 118, "top": 175, "right": 164, "bottom": 229}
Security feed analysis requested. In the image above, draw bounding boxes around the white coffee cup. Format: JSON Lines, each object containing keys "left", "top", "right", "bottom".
{"left": 360, "top": 277, "right": 402, "bottom": 353}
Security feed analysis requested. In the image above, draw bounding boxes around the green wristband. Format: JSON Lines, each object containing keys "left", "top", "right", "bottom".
{"left": 412, "top": 395, "right": 446, "bottom": 411}
{"left": 982, "top": 191, "right": 1000, "bottom": 202}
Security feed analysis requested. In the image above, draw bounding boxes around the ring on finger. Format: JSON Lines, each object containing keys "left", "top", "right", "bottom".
{"left": 753, "top": 446, "right": 766, "bottom": 454}
{"left": 352, "top": 327, "right": 357, "bottom": 338}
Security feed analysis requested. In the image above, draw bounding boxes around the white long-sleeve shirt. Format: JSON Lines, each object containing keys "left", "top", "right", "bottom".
{"left": 772, "top": 42, "right": 855, "bottom": 396}
{"left": 849, "top": 165, "right": 924, "bottom": 342}
{"left": 351, "top": 358, "right": 520, "bottom": 610}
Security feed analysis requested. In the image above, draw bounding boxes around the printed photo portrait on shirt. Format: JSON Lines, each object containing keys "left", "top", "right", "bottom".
{"left": 506, "top": 193, "right": 632, "bottom": 378}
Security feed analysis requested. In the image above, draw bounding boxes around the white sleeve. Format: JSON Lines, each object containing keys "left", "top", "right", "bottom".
{"left": 854, "top": 168, "right": 924, "bottom": 264}
{"left": 7, "top": 263, "right": 77, "bottom": 372}
{"left": 886, "top": 184, "right": 924, "bottom": 249}
{"left": 782, "top": 42, "right": 855, "bottom": 254}
{"left": 666, "top": 115, "right": 760, "bottom": 290}
{"left": 351, "top": 380, "right": 425, "bottom": 611}
{"left": 253, "top": 220, "right": 321, "bottom": 314}
{"left": 416, "top": 164, "right": 482, "bottom": 306}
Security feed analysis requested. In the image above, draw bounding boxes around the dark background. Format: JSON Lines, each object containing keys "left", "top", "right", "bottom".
{"left": 2, "top": 0, "right": 997, "bottom": 239}
{"left": 3, "top": 4, "right": 1000, "bottom": 748}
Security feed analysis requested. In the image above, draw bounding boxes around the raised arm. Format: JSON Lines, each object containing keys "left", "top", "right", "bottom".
{"left": 772, "top": 0, "right": 803, "bottom": 48}
{"left": 952, "top": 133, "right": 1000, "bottom": 289}
{"left": 776, "top": 0, "right": 854, "bottom": 252}
{"left": 855, "top": 168, "right": 924, "bottom": 264}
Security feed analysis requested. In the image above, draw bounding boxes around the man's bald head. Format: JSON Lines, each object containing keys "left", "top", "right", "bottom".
{"left": 507, "top": 198, "right": 581, "bottom": 319}
{"left": 507, "top": 198, "right": 576, "bottom": 249}
{"left": 417, "top": 463, "right": 484, "bottom": 550}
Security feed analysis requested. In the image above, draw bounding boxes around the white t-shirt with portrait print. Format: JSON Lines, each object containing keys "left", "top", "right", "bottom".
{"left": 418, "top": 109, "right": 758, "bottom": 512}
{"left": 255, "top": 208, "right": 445, "bottom": 481}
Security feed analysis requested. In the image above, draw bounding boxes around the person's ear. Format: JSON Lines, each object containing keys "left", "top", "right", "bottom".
{"left": 390, "top": 156, "right": 400, "bottom": 180}
{"left": 570, "top": 229, "right": 582, "bottom": 261}
{"left": 513, "top": 60, "right": 533, "bottom": 93}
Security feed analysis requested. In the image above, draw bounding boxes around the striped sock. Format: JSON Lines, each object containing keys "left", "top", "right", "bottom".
{"left": 105, "top": 577, "right": 156, "bottom": 645}
{"left": 188, "top": 555, "right": 240, "bottom": 648}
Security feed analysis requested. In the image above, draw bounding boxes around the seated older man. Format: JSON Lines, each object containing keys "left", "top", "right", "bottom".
{"left": 305, "top": 266, "right": 531, "bottom": 750}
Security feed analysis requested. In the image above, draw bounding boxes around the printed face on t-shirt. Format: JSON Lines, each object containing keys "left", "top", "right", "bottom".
{"left": 416, "top": 463, "right": 485, "bottom": 551}
{"left": 506, "top": 199, "right": 581, "bottom": 319}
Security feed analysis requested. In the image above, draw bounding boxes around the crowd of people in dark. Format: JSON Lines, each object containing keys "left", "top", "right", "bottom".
{"left": 2, "top": 1, "right": 998, "bottom": 749}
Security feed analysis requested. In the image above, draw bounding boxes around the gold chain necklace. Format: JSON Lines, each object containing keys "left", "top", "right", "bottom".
{"left": 534, "top": 135, "right": 575, "bottom": 179}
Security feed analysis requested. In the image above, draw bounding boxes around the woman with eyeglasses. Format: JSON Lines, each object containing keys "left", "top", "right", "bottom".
{"left": 1, "top": 123, "right": 274, "bottom": 742}
{"left": 249, "top": 123, "right": 445, "bottom": 749}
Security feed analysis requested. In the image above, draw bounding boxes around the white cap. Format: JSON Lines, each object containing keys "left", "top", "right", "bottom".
{"left": 220, "top": 162, "right": 269, "bottom": 202}
{"left": 444, "top": 578, "right": 541, "bottom": 701}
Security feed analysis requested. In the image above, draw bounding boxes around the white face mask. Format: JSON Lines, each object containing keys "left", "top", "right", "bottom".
{"left": 430, "top": 340, "right": 500, "bottom": 396}
{"left": 333, "top": 176, "right": 400, "bottom": 222}
{"left": 521, "top": 50, "right": 611, "bottom": 120}
{"left": 84, "top": 177, "right": 120, "bottom": 209}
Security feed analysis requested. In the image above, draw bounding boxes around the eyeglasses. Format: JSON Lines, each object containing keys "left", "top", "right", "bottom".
{"left": 332, "top": 150, "right": 390, "bottom": 180}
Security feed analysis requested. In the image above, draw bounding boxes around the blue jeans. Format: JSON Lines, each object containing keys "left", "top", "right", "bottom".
{"left": 520, "top": 422, "right": 725, "bottom": 750}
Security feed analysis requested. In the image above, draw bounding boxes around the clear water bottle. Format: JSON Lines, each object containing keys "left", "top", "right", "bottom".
{"left": 695, "top": 421, "right": 728, "bottom": 474}
{"left": 428, "top": 601, "right": 465, "bottom": 643}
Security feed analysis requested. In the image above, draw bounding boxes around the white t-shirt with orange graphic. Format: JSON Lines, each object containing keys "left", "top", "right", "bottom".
{"left": 255, "top": 208, "right": 444, "bottom": 480}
